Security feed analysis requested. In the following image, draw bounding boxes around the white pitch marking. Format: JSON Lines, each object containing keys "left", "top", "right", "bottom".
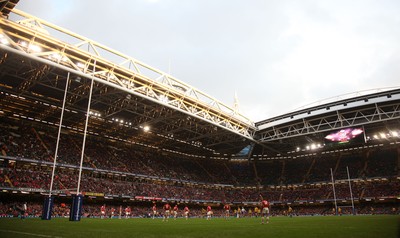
{"left": 0, "top": 229, "right": 62, "bottom": 238}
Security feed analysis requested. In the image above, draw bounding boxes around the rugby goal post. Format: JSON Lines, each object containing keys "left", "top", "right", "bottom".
{"left": 330, "top": 166, "right": 356, "bottom": 215}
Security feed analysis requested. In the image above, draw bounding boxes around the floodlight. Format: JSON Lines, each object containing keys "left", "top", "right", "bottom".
{"left": 76, "top": 62, "right": 85, "bottom": 69}
{"left": 143, "top": 126, "right": 150, "bottom": 132}
{"left": 0, "top": 38, "right": 8, "bottom": 45}
{"left": 28, "top": 43, "right": 42, "bottom": 53}
{"left": 50, "top": 53, "right": 67, "bottom": 62}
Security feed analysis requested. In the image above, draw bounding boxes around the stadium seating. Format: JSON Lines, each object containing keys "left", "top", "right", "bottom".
{"left": 0, "top": 117, "right": 399, "bottom": 216}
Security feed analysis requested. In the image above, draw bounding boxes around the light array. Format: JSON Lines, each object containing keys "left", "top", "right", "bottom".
{"left": 111, "top": 117, "right": 132, "bottom": 126}
{"left": 367, "top": 130, "right": 400, "bottom": 141}
{"left": 298, "top": 143, "right": 324, "bottom": 152}
{"left": 0, "top": 34, "right": 9, "bottom": 45}
{"left": 89, "top": 111, "right": 101, "bottom": 117}
{"left": 17, "top": 40, "right": 42, "bottom": 53}
{"left": 48, "top": 53, "right": 68, "bottom": 62}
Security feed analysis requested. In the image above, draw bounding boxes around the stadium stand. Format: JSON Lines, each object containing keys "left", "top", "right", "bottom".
{"left": 1, "top": 117, "right": 399, "bottom": 217}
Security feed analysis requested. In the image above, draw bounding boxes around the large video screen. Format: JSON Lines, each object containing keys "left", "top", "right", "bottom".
{"left": 324, "top": 127, "right": 365, "bottom": 145}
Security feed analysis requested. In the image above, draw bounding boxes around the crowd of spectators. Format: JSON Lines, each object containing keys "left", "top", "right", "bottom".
{"left": 256, "top": 160, "right": 282, "bottom": 185}
{"left": 282, "top": 157, "right": 313, "bottom": 184}
{"left": 365, "top": 149, "right": 398, "bottom": 177}
{"left": 1, "top": 161, "right": 399, "bottom": 204}
{"left": 0, "top": 118, "right": 399, "bottom": 217}
{"left": 1, "top": 119, "right": 398, "bottom": 187}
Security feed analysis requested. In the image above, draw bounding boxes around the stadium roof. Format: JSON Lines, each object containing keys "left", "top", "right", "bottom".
{"left": 0, "top": 5, "right": 399, "bottom": 160}
{"left": 0, "top": 8, "right": 257, "bottom": 158}
{"left": 253, "top": 88, "right": 400, "bottom": 157}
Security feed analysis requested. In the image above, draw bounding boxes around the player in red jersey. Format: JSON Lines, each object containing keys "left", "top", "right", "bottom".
{"left": 152, "top": 203, "right": 157, "bottom": 219}
{"left": 125, "top": 206, "right": 131, "bottom": 219}
{"left": 260, "top": 194, "right": 270, "bottom": 224}
{"left": 163, "top": 203, "right": 171, "bottom": 222}
{"left": 206, "top": 205, "right": 212, "bottom": 220}
{"left": 183, "top": 206, "right": 190, "bottom": 220}
{"left": 223, "top": 203, "right": 231, "bottom": 219}
{"left": 100, "top": 204, "right": 106, "bottom": 219}
{"left": 173, "top": 204, "right": 179, "bottom": 220}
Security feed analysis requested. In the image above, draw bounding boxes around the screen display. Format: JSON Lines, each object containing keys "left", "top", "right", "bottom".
{"left": 324, "top": 127, "right": 364, "bottom": 144}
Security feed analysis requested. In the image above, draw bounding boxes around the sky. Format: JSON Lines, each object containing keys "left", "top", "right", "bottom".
{"left": 16, "top": 0, "right": 400, "bottom": 122}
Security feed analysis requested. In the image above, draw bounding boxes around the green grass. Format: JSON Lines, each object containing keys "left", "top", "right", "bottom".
{"left": 0, "top": 216, "right": 398, "bottom": 238}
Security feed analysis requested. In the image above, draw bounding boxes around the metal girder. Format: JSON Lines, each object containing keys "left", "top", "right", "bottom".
{"left": 17, "top": 64, "right": 51, "bottom": 93}
{"left": 0, "top": 49, "right": 252, "bottom": 157}
{"left": 257, "top": 100, "right": 400, "bottom": 142}
{"left": 0, "top": 9, "right": 256, "bottom": 140}
{"left": 0, "top": 0, "right": 18, "bottom": 17}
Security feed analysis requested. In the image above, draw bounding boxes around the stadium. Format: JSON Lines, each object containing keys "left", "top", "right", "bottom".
{"left": 0, "top": 1, "right": 399, "bottom": 237}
